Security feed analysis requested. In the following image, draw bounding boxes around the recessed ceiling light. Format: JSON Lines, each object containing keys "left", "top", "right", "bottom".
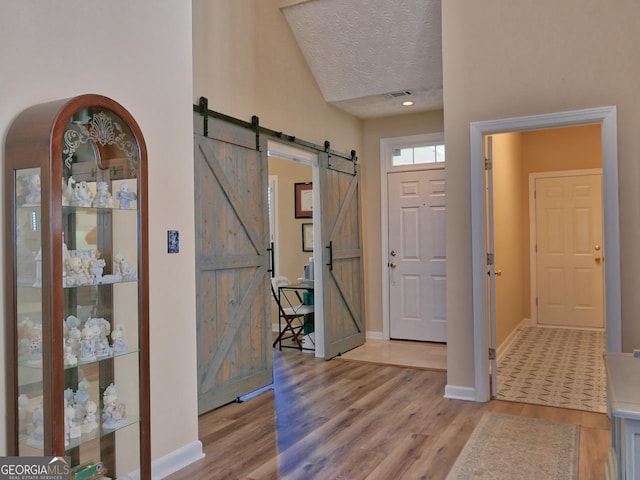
{"left": 402, "top": 101, "right": 414, "bottom": 106}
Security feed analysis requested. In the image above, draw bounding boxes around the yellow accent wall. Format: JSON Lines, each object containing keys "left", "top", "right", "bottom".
{"left": 492, "top": 125, "right": 601, "bottom": 349}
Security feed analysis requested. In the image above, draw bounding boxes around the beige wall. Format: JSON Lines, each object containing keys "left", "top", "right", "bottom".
{"left": 0, "top": 0, "right": 197, "bottom": 463}
{"left": 442, "top": 0, "right": 640, "bottom": 391}
{"left": 268, "top": 157, "right": 313, "bottom": 285}
{"left": 492, "top": 133, "right": 525, "bottom": 348}
{"left": 193, "top": 1, "right": 449, "bottom": 338}
{"left": 193, "top": 0, "right": 362, "bottom": 156}
{"left": 362, "top": 111, "right": 445, "bottom": 332}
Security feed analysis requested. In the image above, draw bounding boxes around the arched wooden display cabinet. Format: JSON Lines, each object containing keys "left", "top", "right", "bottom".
{"left": 4, "top": 94, "right": 150, "bottom": 479}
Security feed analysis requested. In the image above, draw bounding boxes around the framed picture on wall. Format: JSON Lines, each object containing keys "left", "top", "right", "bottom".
{"left": 294, "top": 182, "right": 313, "bottom": 218}
{"left": 302, "top": 223, "right": 313, "bottom": 252}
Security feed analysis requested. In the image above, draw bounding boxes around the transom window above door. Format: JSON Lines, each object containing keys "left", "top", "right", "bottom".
{"left": 392, "top": 144, "right": 445, "bottom": 166}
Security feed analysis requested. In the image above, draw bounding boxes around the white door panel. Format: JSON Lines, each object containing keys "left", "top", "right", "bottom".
{"left": 389, "top": 169, "right": 446, "bottom": 342}
{"left": 535, "top": 174, "right": 604, "bottom": 328}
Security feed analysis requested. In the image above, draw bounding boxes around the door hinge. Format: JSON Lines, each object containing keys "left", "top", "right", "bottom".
{"left": 535, "top": 297, "right": 538, "bottom": 306}
{"left": 485, "top": 157, "right": 492, "bottom": 170}
{"left": 487, "top": 253, "right": 494, "bottom": 266}
{"left": 489, "top": 348, "right": 496, "bottom": 360}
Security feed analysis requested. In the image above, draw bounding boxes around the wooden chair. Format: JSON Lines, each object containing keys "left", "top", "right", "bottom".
{"left": 271, "top": 276, "right": 314, "bottom": 351}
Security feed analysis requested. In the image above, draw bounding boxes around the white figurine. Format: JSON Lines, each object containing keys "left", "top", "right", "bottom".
{"left": 26, "top": 323, "right": 43, "bottom": 366}
{"left": 82, "top": 400, "right": 98, "bottom": 433}
{"left": 114, "top": 252, "right": 136, "bottom": 281}
{"left": 92, "top": 181, "right": 114, "bottom": 208}
{"left": 102, "top": 383, "right": 127, "bottom": 430}
{"left": 65, "top": 253, "right": 92, "bottom": 286}
{"left": 70, "top": 180, "right": 93, "bottom": 207}
{"left": 86, "top": 317, "right": 112, "bottom": 357}
{"left": 88, "top": 251, "right": 106, "bottom": 282}
{"left": 111, "top": 324, "right": 127, "bottom": 354}
{"left": 62, "top": 176, "right": 76, "bottom": 206}
{"left": 64, "top": 341, "right": 78, "bottom": 366}
{"left": 79, "top": 325, "right": 97, "bottom": 361}
{"left": 116, "top": 182, "right": 136, "bottom": 209}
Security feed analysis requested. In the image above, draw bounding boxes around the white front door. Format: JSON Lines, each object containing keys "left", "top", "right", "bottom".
{"left": 535, "top": 173, "right": 604, "bottom": 328}
{"left": 388, "top": 169, "right": 446, "bottom": 342}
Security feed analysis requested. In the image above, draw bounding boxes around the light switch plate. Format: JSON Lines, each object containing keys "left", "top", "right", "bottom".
{"left": 167, "top": 230, "right": 179, "bottom": 254}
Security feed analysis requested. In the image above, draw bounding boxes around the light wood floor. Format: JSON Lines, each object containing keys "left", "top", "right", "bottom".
{"left": 167, "top": 349, "right": 611, "bottom": 480}
{"left": 337, "top": 339, "right": 446, "bottom": 371}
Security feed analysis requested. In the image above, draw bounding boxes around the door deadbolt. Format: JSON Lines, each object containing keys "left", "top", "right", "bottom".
{"left": 390, "top": 250, "right": 397, "bottom": 256}
{"left": 594, "top": 245, "right": 601, "bottom": 251}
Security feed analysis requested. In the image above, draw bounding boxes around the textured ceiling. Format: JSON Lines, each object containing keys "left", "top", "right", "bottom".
{"left": 281, "top": 0, "right": 442, "bottom": 119}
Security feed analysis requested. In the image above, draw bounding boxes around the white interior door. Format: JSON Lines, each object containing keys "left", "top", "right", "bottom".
{"left": 535, "top": 173, "right": 604, "bottom": 328}
{"left": 486, "top": 137, "right": 497, "bottom": 398}
{"left": 388, "top": 169, "right": 446, "bottom": 342}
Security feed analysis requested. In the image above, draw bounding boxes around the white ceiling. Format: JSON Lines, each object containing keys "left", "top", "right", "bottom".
{"left": 281, "top": 0, "right": 443, "bottom": 119}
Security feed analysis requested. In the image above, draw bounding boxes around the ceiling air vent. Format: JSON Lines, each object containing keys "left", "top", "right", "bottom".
{"left": 384, "top": 90, "right": 412, "bottom": 99}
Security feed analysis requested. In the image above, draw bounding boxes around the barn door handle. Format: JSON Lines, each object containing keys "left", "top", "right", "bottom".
{"left": 267, "top": 242, "right": 275, "bottom": 277}
{"left": 326, "top": 241, "right": 333, "bottom": 271}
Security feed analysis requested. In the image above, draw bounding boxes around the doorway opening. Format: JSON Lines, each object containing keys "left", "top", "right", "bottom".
{"left": 471, "top": 106, "right": 620, "bottom": 402}
{"left": 267, "top": 140, "right": 324, "bottom": 357}
{"left": 486, "top": 127, "right": 607, "bottom": 412}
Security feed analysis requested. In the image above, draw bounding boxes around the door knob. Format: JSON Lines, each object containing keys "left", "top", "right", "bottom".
{"left": 389, "top": 262, "right": 397, "bottom": 268}
{"left": 595, "top": 257, "right": 602, "bottom": 264}
{"left": 390, "top": 250, "right": 397, "bottom": 257}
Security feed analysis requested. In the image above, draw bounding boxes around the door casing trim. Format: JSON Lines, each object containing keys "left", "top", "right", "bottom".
{"left": 470, "top": 106, "right": 620, "bottom": 402}
{"left": 380, "top": 133, "right": 444, "bottom": 340}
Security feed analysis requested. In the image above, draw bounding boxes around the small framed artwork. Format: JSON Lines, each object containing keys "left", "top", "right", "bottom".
{"left": 294, "top": 182, "right": 313, "bottom": 218}
{"left": 302, "top": 223, "right": 313, "bottom": 252}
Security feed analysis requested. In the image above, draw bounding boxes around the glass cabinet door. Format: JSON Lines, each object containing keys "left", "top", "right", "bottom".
{"left": 15, "top": 166, "right": 44, "bottom": 455}
{"left": 60, "top": 107, "right": 141, "bottom": 478}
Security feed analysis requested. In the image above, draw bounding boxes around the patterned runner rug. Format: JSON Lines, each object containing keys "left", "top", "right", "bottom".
{"left": 497, "top": 326, "right": 606, "bottom": 412}
{"left": 446, "top": 412, "right": 579, "bottom": 479}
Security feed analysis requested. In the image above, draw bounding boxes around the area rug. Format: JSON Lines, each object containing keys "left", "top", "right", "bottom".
{"left": 497, "top": 326, "right": 607, "bottom": 413}
{"left": 446, "top": 412, "right": 579, "bottom": 479}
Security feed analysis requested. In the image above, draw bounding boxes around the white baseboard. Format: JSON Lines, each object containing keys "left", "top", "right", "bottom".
{"left": 154, "top": 440, "right": 204, "bottom": 479}
{"left": 115, "top": 440, "right": 205, "bottom": 480}
{"left": 366, "top": 331, "right": 385, "bottom": 340}
{"left": 444, "top": 385, "right": 476, "bottom": 401}
{"left": 496, "top": 318, "right": 531, "bottom": 362}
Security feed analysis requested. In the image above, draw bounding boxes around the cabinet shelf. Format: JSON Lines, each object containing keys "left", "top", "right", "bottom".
{"left": 19, "top": 349, "right": 141, "bottom": 374}
{"left": 18, "top": 416, "right": 141, "bottom": 454}
{"left": 65, "top": 416, "right": 141, "bottom": 452}
{"left": 5, "top": 94, "right": 150, "bottom": 478}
